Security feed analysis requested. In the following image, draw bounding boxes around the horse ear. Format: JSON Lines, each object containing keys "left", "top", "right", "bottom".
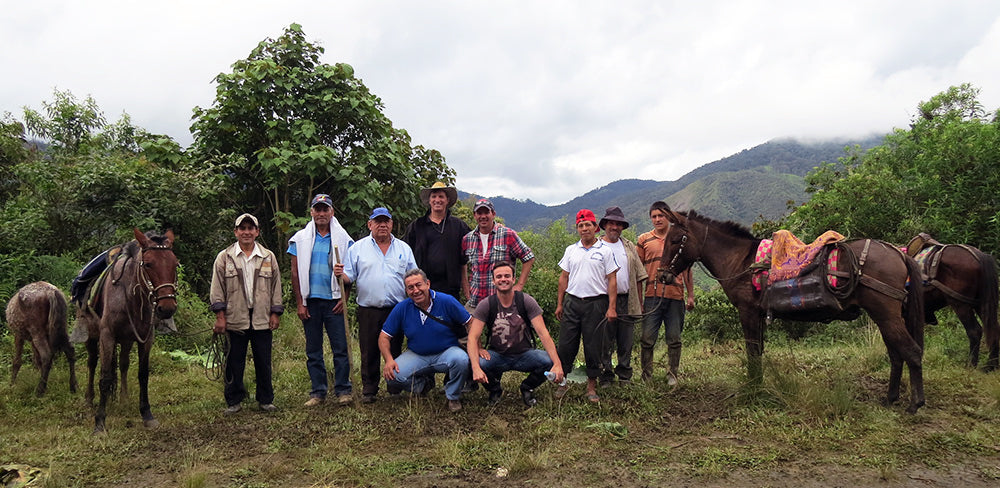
{"left": 665, "top": 211, "right": 681, "bottom": 225}
{"left": 133, "top": 227, "right": 149, "bottom": 247}
{"left": 164, "top": 229, "right": 175, "bottom": 247}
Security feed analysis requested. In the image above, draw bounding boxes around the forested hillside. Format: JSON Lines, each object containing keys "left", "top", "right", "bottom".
{"left": 471, "top": 135, "right": 885, "bottom": 232}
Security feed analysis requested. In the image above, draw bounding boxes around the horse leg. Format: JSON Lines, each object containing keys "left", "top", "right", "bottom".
{"left": 119, "top": 341, "right": 132, "bottom": 402}
{"left": 11, "top": 332, "right": 24, "bottom": 386}
{"left": 883, "top": 344, "right": 903, "bottom": 405}
{"left": 94, "top": 334, "right": 116, "bottom": 434}
{"left": 62, "top": 339, "right": 78, "bottom": 393}
{"left": 953, "top": 305, "right": 982, "bottom": 368}
{"left": 138, "top": 341, "right": 158, "bottom": 428}
{"left": 739, "top": 309, "right": 766, "bottom": 386}
{"left": 85, "top": 338, "right": 99, "bottom": 405}
{"left": 31, "top": 340, "right": 53, "bottom": 397}
{"left": 978, "top": 307, "right": 1000, "bottom": 372}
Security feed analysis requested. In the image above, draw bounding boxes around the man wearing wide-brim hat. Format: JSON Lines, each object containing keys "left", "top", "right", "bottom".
{"left": 597, "top": 206, "right": 648, "bottom": 387}
{"left": 404, "top": 181, "right": 471, "bottom": 301}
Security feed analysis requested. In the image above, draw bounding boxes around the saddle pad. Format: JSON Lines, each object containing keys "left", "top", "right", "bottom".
{"left": 753, "top": 239, "right": 840, "bottom": 291}
{"left": 768, "top": 230, "right": 845, "bottom": 285}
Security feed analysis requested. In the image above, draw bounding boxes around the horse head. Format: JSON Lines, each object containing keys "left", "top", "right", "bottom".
{"left": 657, "top": 210, "right": 699, "bottom": 285}
{"left": 133, "top": 228, "right": 179, "bottom": 319}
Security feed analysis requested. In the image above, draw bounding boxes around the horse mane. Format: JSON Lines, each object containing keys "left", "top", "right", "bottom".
{"left": 679, "top": 209, "right": 758, "bottom": 241}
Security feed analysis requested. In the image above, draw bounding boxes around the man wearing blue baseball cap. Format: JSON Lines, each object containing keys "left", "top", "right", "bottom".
{"left": 288, "top": 194, "right": 355, "bottom": 406}
{"left": 335, "top": 206, "right": 417, "bottom": 403}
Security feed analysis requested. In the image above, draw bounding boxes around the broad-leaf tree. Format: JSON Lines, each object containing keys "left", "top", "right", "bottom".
{"left": 190, "top": 23, "right": 454, "bottom": 246}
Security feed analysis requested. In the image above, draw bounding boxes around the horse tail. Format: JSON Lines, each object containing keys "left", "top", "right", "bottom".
{"left": 902, "top": 253, "right": 926, "bottom": 350}
{"left": 975, "top": 250, "right": 999, "bottom": 365}
{"left": 47, "top": 286, "right": 68, "bottom": 345}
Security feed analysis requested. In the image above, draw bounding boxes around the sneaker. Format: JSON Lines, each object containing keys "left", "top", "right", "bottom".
{"left": 520, "top": 387, "right": 537, "bottom": 408}
{"left": 554, "top": 384, "right": 570, "bottom": 400}
{"left": 447, "top": 399, "right": 462, "bottom": 412}
{"left": 303, "top": 397, "right": 324, "bottom": 407}
{"left": 361, "top": 394, "right": 376, "bottom": 404}
{"left": 487, "top": 389, "right": 503, "bottom": 405}
{"left": 667, "top": 372, "right": 678, "bottom": 387}
{"left": 223, "top": 404, "right": 242, "bottom": 415}
{"left": 337, "top": 394, "right": 353, "bottom": 406}
{"left": 259, "top": 403, "right": 277, "bottom": 413}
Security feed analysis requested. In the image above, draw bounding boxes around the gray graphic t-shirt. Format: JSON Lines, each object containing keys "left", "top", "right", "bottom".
{"left": 473, "top": 293, "right": 543, "bottom": 355}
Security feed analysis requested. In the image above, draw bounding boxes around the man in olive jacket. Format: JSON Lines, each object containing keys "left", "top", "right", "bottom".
{"left": 210, "top": 213, "right": 284, "bottom": 414}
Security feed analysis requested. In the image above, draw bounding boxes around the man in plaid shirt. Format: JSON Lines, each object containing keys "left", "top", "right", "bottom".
{"left": 462, "top": 199, "right": 535, "bottom": 309}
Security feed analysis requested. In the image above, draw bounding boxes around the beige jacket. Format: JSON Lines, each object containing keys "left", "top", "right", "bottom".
{"left": 210, "top": 242, "right": 284, "bottom": 331}
{"left": 620, "top": 237, "right": 648, "bottom": 317}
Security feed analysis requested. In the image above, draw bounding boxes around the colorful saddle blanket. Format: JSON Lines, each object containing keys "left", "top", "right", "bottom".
{"left": 752, "top": 230, "right": 845, "bottom": 291}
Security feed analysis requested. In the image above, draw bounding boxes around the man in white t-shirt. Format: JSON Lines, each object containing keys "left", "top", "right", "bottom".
{"left": 554, "top": 209, "right": 620, "bottom": 403}
{"left": 597, "top": 207, "right": 648, "bottom": 387}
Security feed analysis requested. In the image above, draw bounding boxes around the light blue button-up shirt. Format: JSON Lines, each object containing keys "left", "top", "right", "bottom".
{"left": 343, "top": 235, "right": 417, "bottom": 308}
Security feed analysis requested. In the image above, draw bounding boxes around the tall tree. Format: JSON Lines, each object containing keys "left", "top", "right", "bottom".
{"left": 786, "top": 84, "right": 1000, "bottom": 253}
{"left": 190, "top": 23, "right": 454, "bottom": 247}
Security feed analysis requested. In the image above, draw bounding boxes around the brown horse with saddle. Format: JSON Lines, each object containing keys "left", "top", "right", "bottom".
{"left": 74, "top": 228, "right": 179, "bottom": 433}
{"left": 656, "top": 209, "right": 927, "bottom": 413}
{"left": 906, "top": 233, "right": 999, "bottom": 371}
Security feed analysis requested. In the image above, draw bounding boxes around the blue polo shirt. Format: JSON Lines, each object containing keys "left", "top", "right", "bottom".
{"left": 382, "top": 291, "right": 470, "bottom": 355}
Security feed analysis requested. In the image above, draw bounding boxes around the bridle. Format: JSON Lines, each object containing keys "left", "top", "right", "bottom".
{"left": 137, "top": 243, "right": 178, "bottom": 306}
{"left": 125, "top": 243, "right": 178, "bottom": 343}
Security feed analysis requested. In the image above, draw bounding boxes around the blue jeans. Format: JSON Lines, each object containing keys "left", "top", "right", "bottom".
{"left": 303, "top": 298, "right": 351, "bottom": 397}
{"left": 479, "top": 348, "right": 553, "bottom": 392}
{"left": 387, "top": 346, "right": 470, "bottom": 400}
{"left": 641, "top": 296, "right": 685, "bottom": 378}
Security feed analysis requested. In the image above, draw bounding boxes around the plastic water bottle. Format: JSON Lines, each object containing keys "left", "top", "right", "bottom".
{"left": 544, "top": 370, "right": 567, "bottom": 386}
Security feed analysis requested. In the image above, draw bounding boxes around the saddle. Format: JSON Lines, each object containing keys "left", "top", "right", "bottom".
{"left": 755, "top": 230, "right": 857, "bottom": 322}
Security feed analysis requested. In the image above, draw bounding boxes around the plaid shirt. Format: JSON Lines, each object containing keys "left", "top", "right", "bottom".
{"left": 462, "top": 224, "right": 535, "bottom": 305}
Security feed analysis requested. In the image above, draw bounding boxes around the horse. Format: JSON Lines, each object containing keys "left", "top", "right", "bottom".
{"left": 907, "top": 237, "right": 1000, "bottom": 370}
{"left": 75, "top": 228, "right": 178, "bottom": 433}
{"left": 5, "top": 281, "right": 77, "bottom": 396}
{"left": 656, "top": 210, "right": 927, "bottom": 413}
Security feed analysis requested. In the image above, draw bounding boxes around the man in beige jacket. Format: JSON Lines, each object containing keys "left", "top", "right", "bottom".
{"left": 210, "top": 213, "right": 284, "bottom": 414}
{"left": 597, "top": 207, "right": 648, "bottom": 386}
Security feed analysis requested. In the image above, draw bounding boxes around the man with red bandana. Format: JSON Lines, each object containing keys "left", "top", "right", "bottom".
{"left": 553, "top": 209, "right": 620, "bottom": 403}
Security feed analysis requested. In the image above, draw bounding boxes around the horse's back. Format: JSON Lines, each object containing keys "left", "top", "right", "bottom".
{"left": 6, "top": 282, "right": 65, "bottom": 334}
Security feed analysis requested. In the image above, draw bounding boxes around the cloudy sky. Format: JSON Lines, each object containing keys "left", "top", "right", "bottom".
{"left": 3, "top": 1, "right": 999, "bottom": 205}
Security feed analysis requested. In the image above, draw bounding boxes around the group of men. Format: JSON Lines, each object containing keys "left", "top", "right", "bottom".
{"left": 209, "top": 183, "right": 694, "bottom": 414}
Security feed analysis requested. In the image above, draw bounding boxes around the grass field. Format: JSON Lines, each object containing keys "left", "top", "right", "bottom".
{"left": 2, "top": 314, "right": 999, "bottom": 487}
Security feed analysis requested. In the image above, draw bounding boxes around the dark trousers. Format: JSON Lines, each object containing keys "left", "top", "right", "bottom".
{"left": 224, "top": 327, "right": 274, "bottom": 406}
{"left": 357, "top": 306, "right": 402, "bottom": 396}
{"left": 557, "top": 294, "right": 609, "bottom": 379}
{"left": 600, "top": 294, "right": 634, "bottom": 383}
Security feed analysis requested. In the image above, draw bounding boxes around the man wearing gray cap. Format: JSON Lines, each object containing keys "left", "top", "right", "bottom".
{"left": 288, "top": 194, "right": 355, "bottom": 406}
{"left": 210, "top": 213, "right": 284, "bottom": 414}
{"left": 462, "top": 198, "right": 535, "bottom": 309}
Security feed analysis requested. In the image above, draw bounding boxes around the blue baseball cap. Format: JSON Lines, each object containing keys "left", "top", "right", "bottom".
{"left": 369, "top": 207, "right": 392, "bottom": 220}
{"left": 310, "top": 194, "right": 333, "bottom": 208}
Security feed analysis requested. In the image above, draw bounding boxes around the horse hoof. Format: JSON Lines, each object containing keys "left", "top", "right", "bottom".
{"left": 93, "top": 426, "right": 107, "bottom": 436}
{"left": 143, "top": 418, "right": 160, "bottom": 429}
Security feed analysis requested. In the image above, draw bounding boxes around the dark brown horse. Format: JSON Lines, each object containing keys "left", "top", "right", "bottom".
{"left": 6, "top": 281, "right": 77, "bottom": 396}
{"left": 76, "top": 228, "right": 178, "bottom": 433}
{"left": 907, "top": 237, "right": 1000, "bottom": 370}
{"left": 657, "top": 210, "right": 927, "bottom": 413}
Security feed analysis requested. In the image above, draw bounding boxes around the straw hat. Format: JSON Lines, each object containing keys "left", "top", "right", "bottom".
{"left": 419, "top": 181, "right": 458, "bottom": 208}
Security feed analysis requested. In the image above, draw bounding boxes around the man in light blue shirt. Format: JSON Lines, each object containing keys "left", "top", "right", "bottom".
{"left": 335, "top": 207, "right": 417, "bottom": 403}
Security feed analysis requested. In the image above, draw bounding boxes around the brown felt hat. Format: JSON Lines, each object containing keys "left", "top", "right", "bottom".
{"left": 599, "top": 206, "right": 630, "bottom": 230}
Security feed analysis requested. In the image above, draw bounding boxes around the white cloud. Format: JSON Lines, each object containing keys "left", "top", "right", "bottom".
{"left": 3, "top": 0, "right": 999, "bottom": 205}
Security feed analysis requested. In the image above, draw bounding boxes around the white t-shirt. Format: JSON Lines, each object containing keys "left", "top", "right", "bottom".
{"left": 603, "top": 238, "right": 629, "bottom": 294}
{"left": 558, "top": 239, "right": 620, "bottom": 298}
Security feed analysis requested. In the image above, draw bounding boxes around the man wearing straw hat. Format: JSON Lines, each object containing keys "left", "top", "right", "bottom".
{"left": 404, "top": 181, "right": 471, "bottom": 300}
{"left": 335, "top": 206, "right": 417, "bottom": 404}
{"left": 288, "top": 194, "right": 355, "bottom": 406}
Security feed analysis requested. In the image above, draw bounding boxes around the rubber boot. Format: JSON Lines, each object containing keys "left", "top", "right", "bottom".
{"left": 667, "top": 345, "right": 681, "bottom": 386}
{"left": 640, "top": 348, "right": 654, "bottom": 381}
